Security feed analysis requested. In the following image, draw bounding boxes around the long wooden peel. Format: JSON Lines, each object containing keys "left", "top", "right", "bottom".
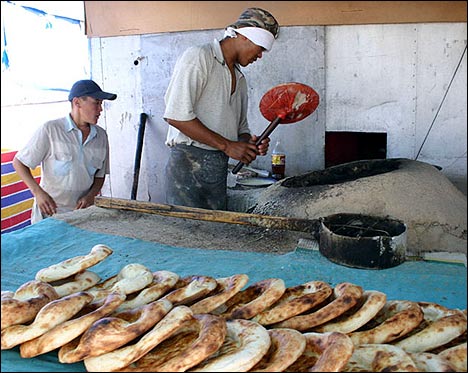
{"left": 95, "top": 196, "right": 320, "bottom": 234}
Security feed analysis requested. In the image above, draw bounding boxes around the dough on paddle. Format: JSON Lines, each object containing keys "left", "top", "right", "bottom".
{"left": 217, "top": 278, "right": 286, "bottom": 320}
{"left": 35, "top": 244, "right": 113, "bottom": 282}
{"left": 190, "top": 274, "right": 249, "bottom": 314}
{"left": 251, "top": 280, "right": 333, "bottom": 326}
{"left": 286, "top": 331, "right": 354, "bottom": 372}
{"left": 84, "top": 306, "right": 194, "bottom": 372}
{"left": 1, "top": 280, "right": 59, "bottom": 330}
{"left": 191, "top": 319, "right": 271, "bottom": 372}
{"left": 119, "top": 313, "right": 227, "bottom": 372}
{"left": 249, "top": 328, "right": 306, "bottom": 372}
{"left": 58, "top": 298, "right": 173, "bottom": 363}
{"left": 274, "top": 282, "right": 363, "bottom": 331}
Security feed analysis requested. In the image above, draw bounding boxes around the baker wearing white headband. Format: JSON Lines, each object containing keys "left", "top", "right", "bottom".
{"left": 224, "top": 7, "right": 279, "bottom": 52}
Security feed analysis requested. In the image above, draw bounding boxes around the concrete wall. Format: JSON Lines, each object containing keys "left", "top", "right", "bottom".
{"left": 90, "top": 22, "right": 466, "bottom": 203}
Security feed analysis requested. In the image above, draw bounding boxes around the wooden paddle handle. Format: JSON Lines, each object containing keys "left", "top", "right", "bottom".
{"left": 232, "top": 116, "right": 282, "bottom": 174}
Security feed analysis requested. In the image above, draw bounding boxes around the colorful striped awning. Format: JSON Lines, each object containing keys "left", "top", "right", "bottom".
{"left": 1, "top": 149, "right": 41, "bottom": 234}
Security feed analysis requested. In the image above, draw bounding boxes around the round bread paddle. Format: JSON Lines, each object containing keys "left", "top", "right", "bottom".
{"left": 232, "top": 82, "right": 320, "bottom": 174}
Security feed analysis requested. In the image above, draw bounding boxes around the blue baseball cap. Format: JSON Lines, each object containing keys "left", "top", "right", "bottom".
{"left": 68, "top": 80, "right": 117, "bottom": 101}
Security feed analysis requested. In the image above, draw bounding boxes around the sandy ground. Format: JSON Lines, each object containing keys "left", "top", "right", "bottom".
{"left": 55, "top": 205, "right": 315, "bottom": 254}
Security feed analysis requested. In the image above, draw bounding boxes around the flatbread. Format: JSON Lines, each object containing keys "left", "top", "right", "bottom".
{"left": 190, "top": 274, "right": 249, "bottom": 314}
{"left": 1, "top": 280, "right": 59, "bottom": 330}
{"left": 35, "top": 244, "right": 113, "bottom": 282}
{"left": 84, "top": 306, "right": 194, "bottom": 372}
{"left": 162, "top": 275, "right": 218, "bottom": 306}
{"left": 394, "top": 302, "right": 467, "bottom": 352}
{"left": 285, "top": 332, "right": 354, "bottom": 372}
{"left": 249, "top": 328, "right": 306, "bottom": 372}
{"left": 408, "top": 351, "right": 458, "bottom": 372}
{"left": 251, "top": 281, "right": 333, "bottom": 326}
{"left": 58, "top": 298, "right": 173, "bottom": 363}
{"left": 191, "top": 319, "right": 271, "bottom": 372}
{"left": 438, "top": 342, "right": 467, "bottom": 372}
{"left": 19, "top": 292, "right": 125, "bottom": 358}
{"left": 115, "top": 270, "right": 179, "bottom": 312}
{"left": 315, "top": 290, "right": 387, "bottom": 333}
{"left": 349, "top": 300, "right": 424, "bottom": 345}
{"left": 274, "top": 282, "right": 363, "bottom": 331}
{"left": 52, "top": 270, "right": 101, "bottom": 297}
{"left": 119, "top": 313, "right": 226, "bottom": 372}
{"left": 342, "top": 343, "right": 419, "bottom": 372}
{"left": 217, "top": 278, "right": 286, "bottom": 320}
{"left": 1, "top": 291, "right": 93, "bottom": 350}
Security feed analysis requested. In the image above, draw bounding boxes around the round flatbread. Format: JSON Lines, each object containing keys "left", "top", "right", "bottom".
{"left": 35, "top": 244, "right": 113, "bottom": 282}
{"left": 409, "top": 351, "right": 458, "bottom": 372}
{"left": 251, "top": 281, "right": 333, "bottom": 326}
{"left": 315, "top": 290, "right": 387, "bottom": 333}
{"left": 52, "top": 270, "right": 101, "bottom": 297}
{"left": 120, "top": 313, "right": 226, "bottom": 372}
{"left": 217, "top": 278, "right": 286, "bottom": 320}
{"left": 190, "top": 319, "right": 271, "bottom": 372}
{"left": 1, "top": 280, "right": 59, "bottom": 330}
{"left": 84, "top": 306, "right": 194, "bottom": 372}
{"left": 438, "top": 342, "right": 467, "bottom": 372}
{"left": 349, "top": 300, "right": 424, "bottom": 345}
{"left": 58, "top": 298, "right": 173, "bottom": 363}
{"left": 190, "top": 274, "right": 249, "bottom": 314}
{"left": 394, "top": 302, "right": 467, "bottom": 352}
{"left": 286, "top": 332, "right": 354, "bottom": 372}
{"left": 1, "top": 291, "right": 93, "bottom": 350}
{"left": 114, "top": 270, "right": 179, "bottom": 312}
{"left": 162, "top": 275, "right": 218, "bottom": 306}
{"left": 343, "top": 343, "right": 419, "bottom": 372}
{"left": 249, "top": 328, "right": 306, "bottom": 372}
{"left": 19, "top": 291, "right": 125, "bottom": 358}
{"left": 274, "top": 282, "right": 363, "bottom": 331}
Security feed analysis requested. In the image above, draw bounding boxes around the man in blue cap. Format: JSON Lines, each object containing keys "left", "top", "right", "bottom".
{"left": 13, "top": 79, "right": 117, "bottom": 223}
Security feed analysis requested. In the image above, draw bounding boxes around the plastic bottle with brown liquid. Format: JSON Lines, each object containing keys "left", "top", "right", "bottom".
{"left": 271, "top": 140, "right": 286, "bottom": 180}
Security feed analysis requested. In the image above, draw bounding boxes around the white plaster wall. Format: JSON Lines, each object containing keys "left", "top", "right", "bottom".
{"left": 90, "top": 23, "right": 467, "bottom": 203}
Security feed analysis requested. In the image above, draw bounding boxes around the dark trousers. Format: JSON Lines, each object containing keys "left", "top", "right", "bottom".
{"left": 165, "top": 144, "right": 229, "bottom": 210}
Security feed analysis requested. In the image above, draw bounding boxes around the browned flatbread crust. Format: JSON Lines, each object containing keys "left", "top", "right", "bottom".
{"left": 190, "top": 274, "right": 249, "bottom": 314}
{"left": 84, "top": 306, "right": 194, "bottom": 372}
{"left": 162, "top": 275, "right": 218, "bottom": 306}
{"left": 217, "top": 278, "right": 286, "bottom": 320}
{"left": 394, "top": 302, "right": 467, "bottom": 352}
{"left": 1, "top": 280, "right": 59, "bottom": 330}
{"left": 119, "top": 313, "right": 226, "bottom": 372}
{"left": 249, "top": 328, "right": 306, "bottom": 372}
{"left": 1, "top": 291, "right": 93, "bottom": 350}
{"left": 251, "top": 281, "right": 333, "bottom": 326}
{"left": 58, "top": 298, "right": 173, "bottom": 363}
{"left": 408, "top": 351, "right": 458, "bottom": 372}
{"left": 438, "top": 342, "right": 467, "bottom": 372}
{"left": 342, "top": 343, "right": 419, "bottom": 372}
{"left": 349, "top": 300, "right": 424, "bottom": 345}
{"left": 315, "top": 290, "right": 387, "bottom": 333}
{"left": 52, "top": 270, "right": 101, "bottom": 297}
{"left": 115, "top": 270, "right": 179, "bottom": 312}
{"left": 191, "top": 319, "right": 271, "bottom": 372}
{"left": 20, "top": 292, "right": 125, "bottom": 358}
{"left": 35, "top": 244, "right": 113, "bottom": 282}
{"left": 274, "top": 282, "right": 363, "bottom": 331}
{"left": 286, "top": 332, "right": 354, "bottom": 372}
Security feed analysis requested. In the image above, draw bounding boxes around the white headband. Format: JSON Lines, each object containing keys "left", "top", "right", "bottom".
{"left": 224, "top": 26, "right": 275, "bottom": 51}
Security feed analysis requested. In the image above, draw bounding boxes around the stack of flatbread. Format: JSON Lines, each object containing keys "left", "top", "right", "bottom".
{"left": 1, "top": 244, "right": 466, "bottom": 372}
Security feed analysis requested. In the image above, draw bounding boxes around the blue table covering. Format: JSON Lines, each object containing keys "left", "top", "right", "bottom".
{"left": 2, "top": 218, "right": 466, "bottom": 372}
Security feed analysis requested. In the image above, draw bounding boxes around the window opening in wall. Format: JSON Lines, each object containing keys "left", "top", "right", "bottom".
{"left": 325, "top": 131, "right": 387, "bottom": 168}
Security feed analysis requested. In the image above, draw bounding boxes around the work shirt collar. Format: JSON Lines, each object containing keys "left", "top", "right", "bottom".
{"left": 65, "top": 113, "right": 97, "bottom": 141}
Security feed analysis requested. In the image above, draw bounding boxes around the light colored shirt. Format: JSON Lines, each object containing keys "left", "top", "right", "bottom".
{"left": 15, "top": 115, "right": 110, "bottom": 223}
{"left": 164, "top": 39, "right": 251, "bottom": 150}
